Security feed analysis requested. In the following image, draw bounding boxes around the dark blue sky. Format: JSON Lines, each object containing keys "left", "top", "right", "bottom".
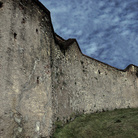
{"left": 40, "top": 0, "right": 138, "bottom": 69}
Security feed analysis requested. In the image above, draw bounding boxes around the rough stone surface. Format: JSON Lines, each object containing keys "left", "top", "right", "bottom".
{"left": 52, "top": 41, "right": 138, "bottom": 120}
{"left": 0, "top": 0, "right": 54, "bottom": 137}
{"left": 0, "top": 0, "right": 138, "bottom": 137}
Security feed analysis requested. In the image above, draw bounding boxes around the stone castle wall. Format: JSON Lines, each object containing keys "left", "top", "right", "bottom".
{"left": 0, "top": 0, "right": 55, "bottom": 137}
{"left": 0, "top": 0, "right": 138, "bottom": 137}
{"left": 52, "top": 39, "right": 138, "bottom": 122}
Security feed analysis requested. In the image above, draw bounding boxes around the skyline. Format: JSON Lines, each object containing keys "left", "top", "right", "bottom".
{"left": 40, "top": 0, "right": 138, "bottom": 69}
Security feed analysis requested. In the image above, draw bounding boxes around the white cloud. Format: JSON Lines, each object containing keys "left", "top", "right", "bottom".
{"left": 85, "top": 43, "right": 98, "bottom": 56}
{"left": 40, "top": 0, "right": 138, "bottom": 69}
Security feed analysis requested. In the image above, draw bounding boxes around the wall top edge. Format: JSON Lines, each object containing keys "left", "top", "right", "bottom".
{"left": 34, "top": 1, "right": 138, "bottom": 74}
{"left": 34, "top": 0, "right": 50, "bottom": 15}
{"left": 54, "top": 34, "right": 138, "bottom": 73}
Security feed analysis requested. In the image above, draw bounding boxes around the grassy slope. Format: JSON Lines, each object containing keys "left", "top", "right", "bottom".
{"left": 53, "top": 108, "right": 138, "bottom": 138}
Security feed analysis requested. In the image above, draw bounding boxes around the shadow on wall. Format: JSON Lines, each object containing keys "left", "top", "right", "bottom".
{"left": 0, "top": 1, "right": 3, "bottom": 8}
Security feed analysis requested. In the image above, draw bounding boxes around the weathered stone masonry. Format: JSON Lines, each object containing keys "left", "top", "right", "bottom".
{"left": 0, "top": 0, "right": 138, "bottom": 137}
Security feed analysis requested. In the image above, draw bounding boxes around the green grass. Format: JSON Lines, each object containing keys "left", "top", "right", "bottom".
{"left": 53, "top": 108, "right": 138, "bottom": 138}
